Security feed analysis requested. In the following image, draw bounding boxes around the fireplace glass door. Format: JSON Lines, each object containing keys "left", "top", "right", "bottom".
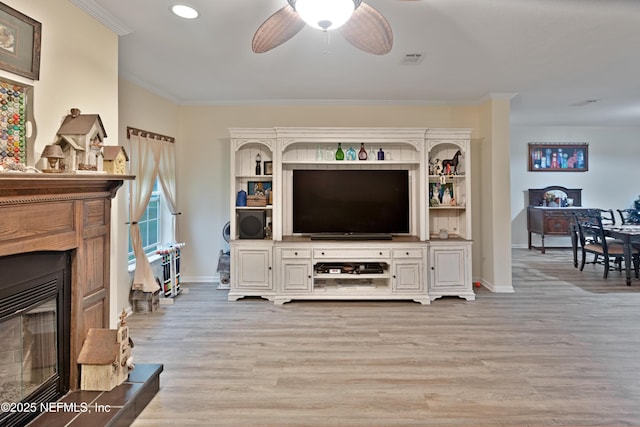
{"left": 0, "top": 251, "right": 70, "bottom": 426}
{"left": 1, "top": 298, "right": 58, "bottom": 403}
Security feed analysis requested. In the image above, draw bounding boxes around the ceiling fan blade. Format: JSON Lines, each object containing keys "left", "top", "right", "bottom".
{"left": 252, "top": 5, "right": 305, "bottom": 53}
{"left": 338, "top": 2, "right": 393, "bottom": 55}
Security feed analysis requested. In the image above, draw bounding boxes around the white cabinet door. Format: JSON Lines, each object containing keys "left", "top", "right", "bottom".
{"left": 392, "top": 262, "right": 422, "bottom": 292}
{"left": 429, "top": 243, "right": 475, "bottom": 301}
{"left": 234, "top": 247, "right": 272, "bottom": 291}
{"left": 282, "top": 261, "right": 312, "bottom": 292}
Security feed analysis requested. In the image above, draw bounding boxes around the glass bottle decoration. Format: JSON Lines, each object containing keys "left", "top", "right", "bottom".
{"left": 368, "top": 147, "right": 376, "bottom": 161}
{"left": 325, "top": 146, "right": 334, "bottom": 161}
{"left": 377, "top": 148, "right": 385, "bottom": 160}
{"left": 316, "top": 145, "right": 324, "bottom": 161}
{"left": 358, "top": 143, "right": 367, "bottom": 160}
{"left": 335, "top": 143, "right": 344, "bottom": 160}
{"left": 346, "top": 146, "right": 356, "bottom": 161}
{"left": 255, "top": 153, "right": 261, "bottom": 175}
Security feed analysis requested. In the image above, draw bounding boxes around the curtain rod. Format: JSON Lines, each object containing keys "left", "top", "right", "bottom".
{"left": 126, "top": 126, "right": 175, "bottom": 143}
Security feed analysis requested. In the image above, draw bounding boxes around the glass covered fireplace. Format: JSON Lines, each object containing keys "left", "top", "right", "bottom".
{"left": 0, "top": 252, "right": 71, "bottom": 427}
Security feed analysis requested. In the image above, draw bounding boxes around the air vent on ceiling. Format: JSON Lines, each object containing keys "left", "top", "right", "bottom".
{"left": 401, "top": 53, "right": 424, "bottom": 65}
{"left": 570, "top": 99, "right": 600, "bottom": 107}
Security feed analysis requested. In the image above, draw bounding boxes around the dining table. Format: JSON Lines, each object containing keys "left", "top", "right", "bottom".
{"left": 603, "top": 224, "right": 640, "bottom": 286}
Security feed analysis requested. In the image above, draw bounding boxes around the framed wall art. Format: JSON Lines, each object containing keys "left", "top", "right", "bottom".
{"left": 248, "top": 181, "right": 272, "bottom": 196}
{"left": 263, "top": 160, "right": 272, "bottom": 175}
{"left": 0, "top": 2, "right": 42, "bottom": 80}
{"left": 528, "top": 143, "right": 588, "bottom": 172}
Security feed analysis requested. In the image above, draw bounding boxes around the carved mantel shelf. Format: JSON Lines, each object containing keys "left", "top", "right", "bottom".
{"left": 0, "top": 173, "right": 134, "bottom": 202}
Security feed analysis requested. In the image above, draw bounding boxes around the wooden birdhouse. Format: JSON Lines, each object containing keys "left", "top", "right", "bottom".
{"left": 77, "top": 310, "right": 134, "bottom": 391}
{"left": 102, "top": 145, "right": 129, "bottom": 175}
{"left": 54, "top": 108, "right": 107, "bottom": 172}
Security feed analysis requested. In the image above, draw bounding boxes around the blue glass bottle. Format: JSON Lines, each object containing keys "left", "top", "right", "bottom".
{"left": 346, "top": 146, "right": 356, "bottom": 160}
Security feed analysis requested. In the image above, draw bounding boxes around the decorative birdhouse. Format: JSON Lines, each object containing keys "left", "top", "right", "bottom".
{"left": 77, "top": 310, "right": 134, "bottom": 391}
{"left": 53, "top": 108, "right": 107, "bottom": 172}
{"left": 102, "top": 145, "right": 129, "bottom": 175}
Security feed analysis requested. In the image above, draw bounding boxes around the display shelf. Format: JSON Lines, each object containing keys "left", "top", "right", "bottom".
{"left": 428, "top": 174, "right": 466, "bottom": 179}
{"left": 236, "top": 175, "right": 273, "bottom": 180}
{"left": 313, "top": 282, "right": 390, "bottom": 293}
{"left": 282, "top": 160, "right": 421, "bottom": 166}
{"left": 314, "top": 273, "right": 391, "bottom": 280}
{"left": 427, "top": 137, "right": 471, "bottom": 241}
{"left": 236, "top": 206, "right": 273, "bottom": 210}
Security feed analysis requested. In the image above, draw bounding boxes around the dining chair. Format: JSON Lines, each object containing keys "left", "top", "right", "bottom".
{"left": 582, "top": 209, "right": 621, "bottom": 266}
{"left": 599, "top": 208, "right": 616, "bottom": 226}
{"left": 617, "top": 208, "right": 635, "bottom": 225}
{"left": 572, "top": 211, "right": 639, "bottom": 279}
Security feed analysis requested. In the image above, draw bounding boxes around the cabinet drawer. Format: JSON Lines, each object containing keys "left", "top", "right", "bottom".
{"left": 392, "top": 248, "right": 423, "bottom": 259}
{"left": 280, "top": 248, "right": 311, "bottom": 259}
{"left": 544, "top": 217, "right": 570, "bottom": 234}
{"left": 313, "top": 248, "right": 390, "bottom": 259}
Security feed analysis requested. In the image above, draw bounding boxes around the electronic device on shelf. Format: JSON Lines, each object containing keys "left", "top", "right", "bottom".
{"left": 315, "top": 262, "right": 386, "bottom": 275}
{"left": 293, "top": 170, "right": 409, "bottom": 235}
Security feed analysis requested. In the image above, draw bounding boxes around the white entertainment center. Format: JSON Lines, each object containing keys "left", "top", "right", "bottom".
{"left": 228, "top": 127, "right": 474, "bottom": 305}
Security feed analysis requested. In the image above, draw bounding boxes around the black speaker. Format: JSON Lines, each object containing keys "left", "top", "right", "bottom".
{"left": 238, "top": 210, "right": 266, "bottom": 239}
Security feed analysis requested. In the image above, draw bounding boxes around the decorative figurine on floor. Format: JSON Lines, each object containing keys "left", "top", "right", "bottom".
{"left": 77, "top": 309, "right": 134, "bottom": 391}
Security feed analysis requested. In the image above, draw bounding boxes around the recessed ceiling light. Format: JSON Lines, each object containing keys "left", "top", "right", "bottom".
{"left": 171, "top": 4, "right": 199, "bottom": 19}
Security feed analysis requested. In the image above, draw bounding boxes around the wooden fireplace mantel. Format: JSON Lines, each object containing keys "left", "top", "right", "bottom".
{"left": 0, "top": 173, "right": 133, "bottom": 389}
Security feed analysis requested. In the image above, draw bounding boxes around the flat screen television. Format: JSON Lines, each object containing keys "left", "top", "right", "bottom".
{"left": 292, "top": 169, "right": 410, "bottom": 236}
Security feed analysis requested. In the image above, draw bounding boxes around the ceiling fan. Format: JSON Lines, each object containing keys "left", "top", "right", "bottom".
{"left": 252, "top": 0, "right": 413, "bottom": 55}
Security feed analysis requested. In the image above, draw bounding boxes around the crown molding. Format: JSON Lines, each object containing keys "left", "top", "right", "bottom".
{"left": 69, "top": 0, "right": 133, "bottom": 35}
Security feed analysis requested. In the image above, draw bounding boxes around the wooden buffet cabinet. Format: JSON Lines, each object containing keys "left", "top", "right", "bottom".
{"left": 228, "top": 127, "right": 475, "bottom": 304}
{"left": 527, "top": 186, "right": 583, "bottom": 253}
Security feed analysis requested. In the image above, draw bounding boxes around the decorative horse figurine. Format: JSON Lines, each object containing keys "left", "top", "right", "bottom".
{"left": 441, "top": 150, "right": 462, "bottom": 175}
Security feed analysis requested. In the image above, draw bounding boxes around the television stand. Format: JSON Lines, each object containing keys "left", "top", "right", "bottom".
{"left": 310, "top": 233, "right": 393, "bottom": 241}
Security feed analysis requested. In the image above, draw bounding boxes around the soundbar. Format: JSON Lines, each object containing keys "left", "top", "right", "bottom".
{"left": 310, "top": 233, "right": 393, "bottom": 241}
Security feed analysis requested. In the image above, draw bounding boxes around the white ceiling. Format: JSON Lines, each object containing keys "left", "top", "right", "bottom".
{"left": 76, "top": 0, "right": 640, "bottom": 126}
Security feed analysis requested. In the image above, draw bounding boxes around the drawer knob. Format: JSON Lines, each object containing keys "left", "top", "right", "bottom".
{"left": 406, "top": 252, "right": 410, "bottom": 255}
{"left": 321, "top": 252, "right": 325, "bottom": 255}
{"left": 379, "top": 252, "right": 382, "bottom": 255}
{"left": 294, "top": 251, "right": 298, "bottom": 256}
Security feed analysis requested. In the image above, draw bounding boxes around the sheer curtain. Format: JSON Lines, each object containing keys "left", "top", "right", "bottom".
{"left": 157, "top": 141, "right": 179, "bottom": 238}
{"left": 129, "top": 133, "right": 161, "bottom": 292}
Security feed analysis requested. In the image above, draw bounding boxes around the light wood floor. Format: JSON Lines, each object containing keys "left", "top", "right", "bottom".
{"left": 129, "top": 249, "right": 640, "bottom": 426}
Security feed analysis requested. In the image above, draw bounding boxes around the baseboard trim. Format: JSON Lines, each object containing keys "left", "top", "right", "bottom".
{"left": 181, "top": 275, "right": 217, "bottom": 283}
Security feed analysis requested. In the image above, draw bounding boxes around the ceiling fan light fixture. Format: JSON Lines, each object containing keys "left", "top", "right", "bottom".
{"left": 290, "top": 0, "right": 360, "bottom": 30}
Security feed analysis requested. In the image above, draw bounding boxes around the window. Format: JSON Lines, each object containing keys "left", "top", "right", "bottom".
{"left": 129, "top": 180, "right": 161, "bottom": 261}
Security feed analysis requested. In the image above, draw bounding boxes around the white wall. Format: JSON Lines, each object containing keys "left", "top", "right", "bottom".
{"left": 511, "top": 126, "right": 640, "bottom": 248}
{"left": 2, "top": 0, "right": 125, "bottom": 327}
{"left": 174, "top": 105, "right": 483, "bottom": 283}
